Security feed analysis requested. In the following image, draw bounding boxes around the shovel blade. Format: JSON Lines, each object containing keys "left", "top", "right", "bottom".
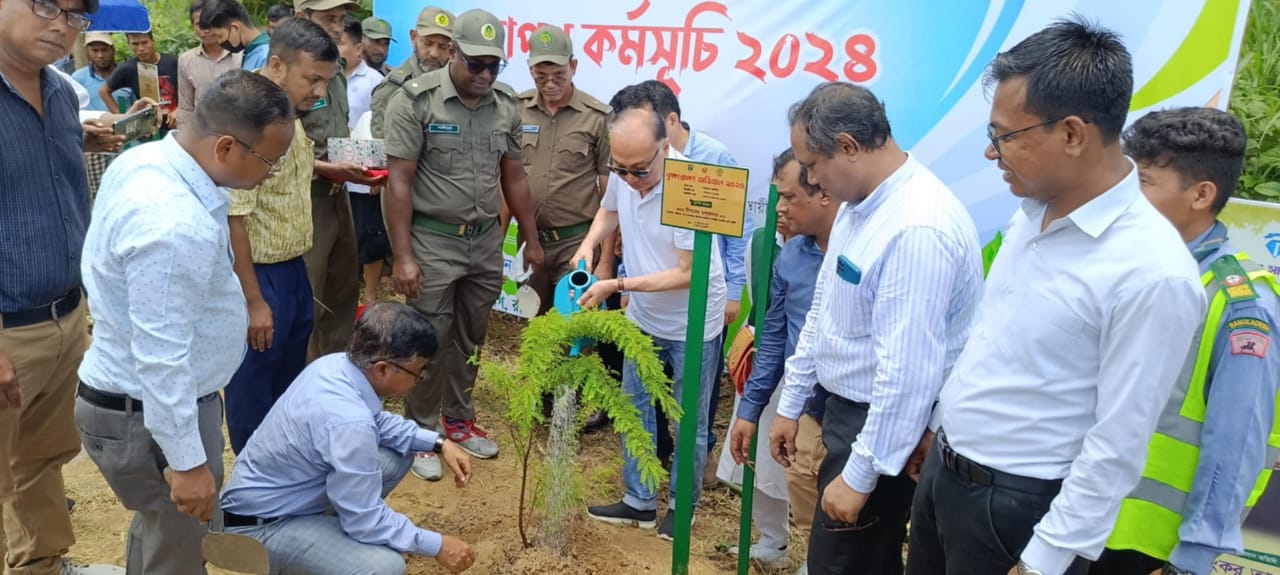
{"left": 202, "top": 531, "right": 271, "bottom": 575}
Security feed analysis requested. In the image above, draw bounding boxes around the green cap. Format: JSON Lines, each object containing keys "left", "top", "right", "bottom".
{"left": 452, "top": 9, "right": 505, "bottom": 61}
{"left": 294, "top": 0, "right": 358, "bottom": 12}
{"left": 414, "top": 7, "right": 454, "bottom": 39}
{"left": 528, "top": 25, "right": 572, "bottom": 67}
{"left": 361, "top": 17, "right": 395, "bottom": 42}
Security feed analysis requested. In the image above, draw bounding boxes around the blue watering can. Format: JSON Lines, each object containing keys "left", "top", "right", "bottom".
{"left": 553, "top": 260, "right": 600, "bottom": 357}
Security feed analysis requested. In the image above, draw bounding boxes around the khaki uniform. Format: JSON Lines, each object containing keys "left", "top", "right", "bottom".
{"left": 384, "top": 65, "right": 523, "bottom": 425}
{"left": 370, "top": 56, "right": 430, "bottom": 139}
{"left": 301, "top": 66, "right": 359, "bottom": 361}
{"left": 518, "top": 86, "right": 611, "bottom": 313}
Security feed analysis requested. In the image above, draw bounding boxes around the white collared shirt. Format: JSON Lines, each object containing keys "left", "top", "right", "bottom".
{"left": 603, "top": 148, "right": 726, "bottom": 342}
{"left": 80, "top": 134, "right": 248, "bottom": 472}
{"left": 935, "top": 164, "right": 1205, "bottom": 574}
{"left": 346, "top": 60, "right": 384, "bottom": 194}
{"left": 778, "top": 154, "right": 983, "bottom": 493}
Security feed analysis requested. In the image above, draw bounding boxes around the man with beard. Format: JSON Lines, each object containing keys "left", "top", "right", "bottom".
{"left": 70, "top": 32, "right": 128, "bottom": 112}
{"left": 369, "top": 6, "right": 453, "bottom": 140}
{"left": 361, "top": 17, "right": 393, "bottom": 75}
{"left": 384, "top": 8, "right": 544, "bottom": 480}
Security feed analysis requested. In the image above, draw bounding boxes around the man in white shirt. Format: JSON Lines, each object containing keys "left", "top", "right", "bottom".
{"left": 77, "top": 70, "right": 297, "bottom": 575}
{"left": 338, "top": 16, "right": 388, "bottom": 307}
{"left": 572, "top": 107, "right": 727, "bottom": 540}
{"left": 767, "top": 83, "right": 983, "bottom": 575}
{"left": 905, "top": 18, "right": 1206, "bottom": 575}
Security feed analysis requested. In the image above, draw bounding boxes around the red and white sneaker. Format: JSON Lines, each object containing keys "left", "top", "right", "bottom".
{"left": 444, "top": 417, "right": 499, "bottom": 459}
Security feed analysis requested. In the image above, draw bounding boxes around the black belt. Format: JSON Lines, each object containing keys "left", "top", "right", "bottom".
{"left": 0, "top": 289, "right": 81, "bottom": 329}
{"left": 77, "top": 382, "right": 218, "bottom": 413}
{"left": 823, "top": 387, "right": 870, "bottom": 411}
{"left": 937, "top": 431, "right": 1063, "bottom": 496}
{"left": 223, "top": 511, "right": 280, "bottom": 528}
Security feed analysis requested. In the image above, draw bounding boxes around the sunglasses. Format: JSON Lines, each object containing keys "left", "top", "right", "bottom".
{"left": 608, "top": 145, "right": 663, "bottom": 179}
{"left": 461, "top": 54, "right": 505, "bottom": 76}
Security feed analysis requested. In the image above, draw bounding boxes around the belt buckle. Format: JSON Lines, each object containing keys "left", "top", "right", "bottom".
{"left": 459, "top": 223, "right": 480, "bottom": 237}
{"left": 47, "top": 293, "right": 67, "bottom": 322}
{"left": 550, "top": 229, "right": 560, "bottom": 242}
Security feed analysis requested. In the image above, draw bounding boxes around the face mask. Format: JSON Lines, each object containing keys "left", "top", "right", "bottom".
{"left": 220, "top": 28, "right": 245, "bottom": 54}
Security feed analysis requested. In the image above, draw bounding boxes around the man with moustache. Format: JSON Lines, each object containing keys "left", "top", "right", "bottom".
{"left": 361, "top": 16, "right": 393, "bottom": 75}
{"left": 384, "top": 8, "right": 544, "bottom": 480}
{"left": 70, "top": 32, "right": 128, "bottom": 112}
{"left": 223, "top": 18, "right": 340, "bottom": 454}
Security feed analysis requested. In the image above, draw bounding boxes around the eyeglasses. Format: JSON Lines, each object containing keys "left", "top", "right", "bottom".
{"left": 986, "top": 118, "right": 1063, "bottom": 157}
{"left": 221, "top": 134, "right": 282, "bottom": 176}
{"left": 382, "top": 359, "right": 428, "bottom": 384}
{"left": 608, "top": 145, "right": 663, "bottom": 179}
{"left": 533, "top": 71, "right": 571, "bottom": 86}
{"left": 461, "top": 54, "right": 505, "bottom": 76}
{"left": 30, "top": 0, "right": 92, "bottom": 32}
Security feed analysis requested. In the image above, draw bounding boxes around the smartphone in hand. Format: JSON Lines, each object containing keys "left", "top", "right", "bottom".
{"left": 112, "top": 107, "right": 159, "bottom": 142}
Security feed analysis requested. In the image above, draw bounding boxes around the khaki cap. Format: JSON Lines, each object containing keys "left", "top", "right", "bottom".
{"left": 361, "top": 17, "right": 395, "bottom": 42}
{"left": 452, "top": 9, "right": 505, "bottom": 61}
{"left": 83, "top": 32, "right": 112, "bottom": 46}
{"left": 528, "top": 25, "right": 572, "bottom": 66}
{"left": 294, "top": 0, "right": 358, "bottom": 11}
{"left": 414, "top": 7, "right": 454, "bottom": 39}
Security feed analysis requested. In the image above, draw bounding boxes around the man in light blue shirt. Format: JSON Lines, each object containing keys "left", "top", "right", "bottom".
{"left": 221, "top": 302, "right": 475, "bottom": 575}
{"left": 77, "top": 70, "right": 297, "bottom": 575}
{"left": 71, "top": 32, "right": 131, "bottom": 112}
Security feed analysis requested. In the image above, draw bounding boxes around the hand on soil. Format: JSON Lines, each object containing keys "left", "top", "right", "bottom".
{"left": 768, "top": 416, "right": 799, "bottom": 468}
{"left": 164, "top": 465, "right": 216, "bottom": 522}
{"left": 436, "top": 535, "right": 475, "bottom": 573}
{"left": 441, "top": 441, "right": 471, "bottom": 488}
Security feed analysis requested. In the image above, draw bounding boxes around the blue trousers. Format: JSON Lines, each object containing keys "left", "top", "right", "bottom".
{"left": 226, "top": 257, "right": 314, "bottom": 453}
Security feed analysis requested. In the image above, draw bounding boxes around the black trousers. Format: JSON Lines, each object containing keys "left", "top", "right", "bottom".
{"left": 808, "top": 395, "right": 916, "bottom": 575}
{"left": 906, "top": 436, "right": 1090, "bottom": 575}
{"left": 1088, "top": 549, "right": 1163, "bottom": 575}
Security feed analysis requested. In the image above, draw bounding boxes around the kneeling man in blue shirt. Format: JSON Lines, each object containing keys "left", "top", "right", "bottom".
{"left": 220, "top": 302, "right": 476, "bottom": 574}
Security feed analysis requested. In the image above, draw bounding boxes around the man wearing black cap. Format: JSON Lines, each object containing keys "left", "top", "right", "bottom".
{"left": 384, "top": 8, "right": 544, "bottom": 481}
{"left": 0, "top": 0, "right": 128, "bottom": 572}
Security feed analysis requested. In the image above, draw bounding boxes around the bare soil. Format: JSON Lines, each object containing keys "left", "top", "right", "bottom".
{"left": 43, "top": 289, "right": 810, "bottom": 574}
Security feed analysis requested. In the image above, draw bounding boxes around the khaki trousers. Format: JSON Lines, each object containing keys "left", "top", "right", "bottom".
{"left": 0, "top": 302, "right": 87, "bottom": 575}
{"left": 404, "top": 224, "right": 503, "bottom": 426}
{"left": 785, "top": 413, "right": 827, "bottom": 535}
{"left": 304, "top": 192, "right": 360, "bottom": 361}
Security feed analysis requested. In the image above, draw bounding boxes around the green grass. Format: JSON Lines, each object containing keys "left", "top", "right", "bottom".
{"left": 1230, "top": 0, "right": 1280, "bottom": 202}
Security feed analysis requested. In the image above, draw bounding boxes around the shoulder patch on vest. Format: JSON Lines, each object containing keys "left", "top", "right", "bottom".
{"left": 1228, "top": 317, "right": 1271, "bottom": 335}
{"left": 1211, "top": 254, "right": 1259, "bottom": 304}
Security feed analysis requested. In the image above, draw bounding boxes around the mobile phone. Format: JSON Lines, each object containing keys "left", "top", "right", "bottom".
{"left": 112, "top": 107, "right": 158, "bottom": 142}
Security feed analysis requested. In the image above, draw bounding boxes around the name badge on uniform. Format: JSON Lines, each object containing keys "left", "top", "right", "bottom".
{"left": 427, "top": 123, "right": 460, "bottom": 134}
{"left": 836, "top": 255, "right": 862, "bottom": 285}
{"left": 310, "top": 97, "right": 328, "bottom": 111}
{"left": 521, "top": 124, "right": 540, "bottom": 133}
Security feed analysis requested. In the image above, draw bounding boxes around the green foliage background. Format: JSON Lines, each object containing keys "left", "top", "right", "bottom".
{"left": 1230, "top": 0, "right": 1280, "bottom": 202}
{"left": 127, "top": 0, "right": 372, "bottom": 57}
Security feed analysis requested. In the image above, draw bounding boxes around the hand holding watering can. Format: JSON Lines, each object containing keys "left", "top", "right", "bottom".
{"left": 555, "top": 260, "right": 607, "bottom": 357}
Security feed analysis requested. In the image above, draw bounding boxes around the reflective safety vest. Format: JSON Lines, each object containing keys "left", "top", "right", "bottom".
{"left": 1107, "top": 253, "right": 1280, "bottom": 559}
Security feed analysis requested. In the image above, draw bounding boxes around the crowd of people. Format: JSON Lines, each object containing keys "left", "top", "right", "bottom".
{"left": 1, "top": 1, "right": 1278, "bottom": 575}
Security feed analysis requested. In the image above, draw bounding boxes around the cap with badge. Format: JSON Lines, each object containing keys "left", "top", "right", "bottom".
{"left": 83, "top": 32, "right": 113, "bottom": 47}
{"left": 528, "top": 25, "right": 572, "bottom": 67}
{"left": 361, "top": 17, "right": 395, "bottom": 43}
{"left": 293, "top": 0, "right": 359, "bottom": 11}
{"left": 452, "top": 9, "right": 506, "bottom": 61}
{"left": 415, "top": 7, "right": 454, "bottom": 39}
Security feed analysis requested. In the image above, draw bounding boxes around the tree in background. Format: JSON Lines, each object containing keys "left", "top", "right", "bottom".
{"left": 1230, "top": 0, "right": 1280, "bottom": 203}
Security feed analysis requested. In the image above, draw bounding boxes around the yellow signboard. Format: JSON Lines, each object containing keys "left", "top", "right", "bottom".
{"left": 660, "top": 158, "right": 749, "bottom": 238}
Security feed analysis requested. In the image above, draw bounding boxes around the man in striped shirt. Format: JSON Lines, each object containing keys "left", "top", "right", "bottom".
{"left": 769, "top": 82, "right": 982, "bottom": 575}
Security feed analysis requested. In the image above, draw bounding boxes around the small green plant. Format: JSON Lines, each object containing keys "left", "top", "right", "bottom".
{"left": 482, "top": 309, "right": 676, "bottom": 552}
{"left": 1230, "top": 0, "right": 1280, "bottom": 202}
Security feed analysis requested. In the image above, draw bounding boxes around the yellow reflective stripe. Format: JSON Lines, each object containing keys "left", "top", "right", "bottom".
{"left": 1109, "top": 498, "right": 1183, "bottom": 560}
{"left": 1144, "top": 433, "right": 1200, "bottom": 492}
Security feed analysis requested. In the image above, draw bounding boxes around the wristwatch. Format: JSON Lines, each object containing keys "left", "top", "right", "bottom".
{"left": 1016, "top": 561, "right": 1043, "bottom": 575}
{"left": 432, "top": 436, "right": 446, "bottom": 454}
{"left": 1162, "top": 564, "right": 1193, "bottom": 575}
